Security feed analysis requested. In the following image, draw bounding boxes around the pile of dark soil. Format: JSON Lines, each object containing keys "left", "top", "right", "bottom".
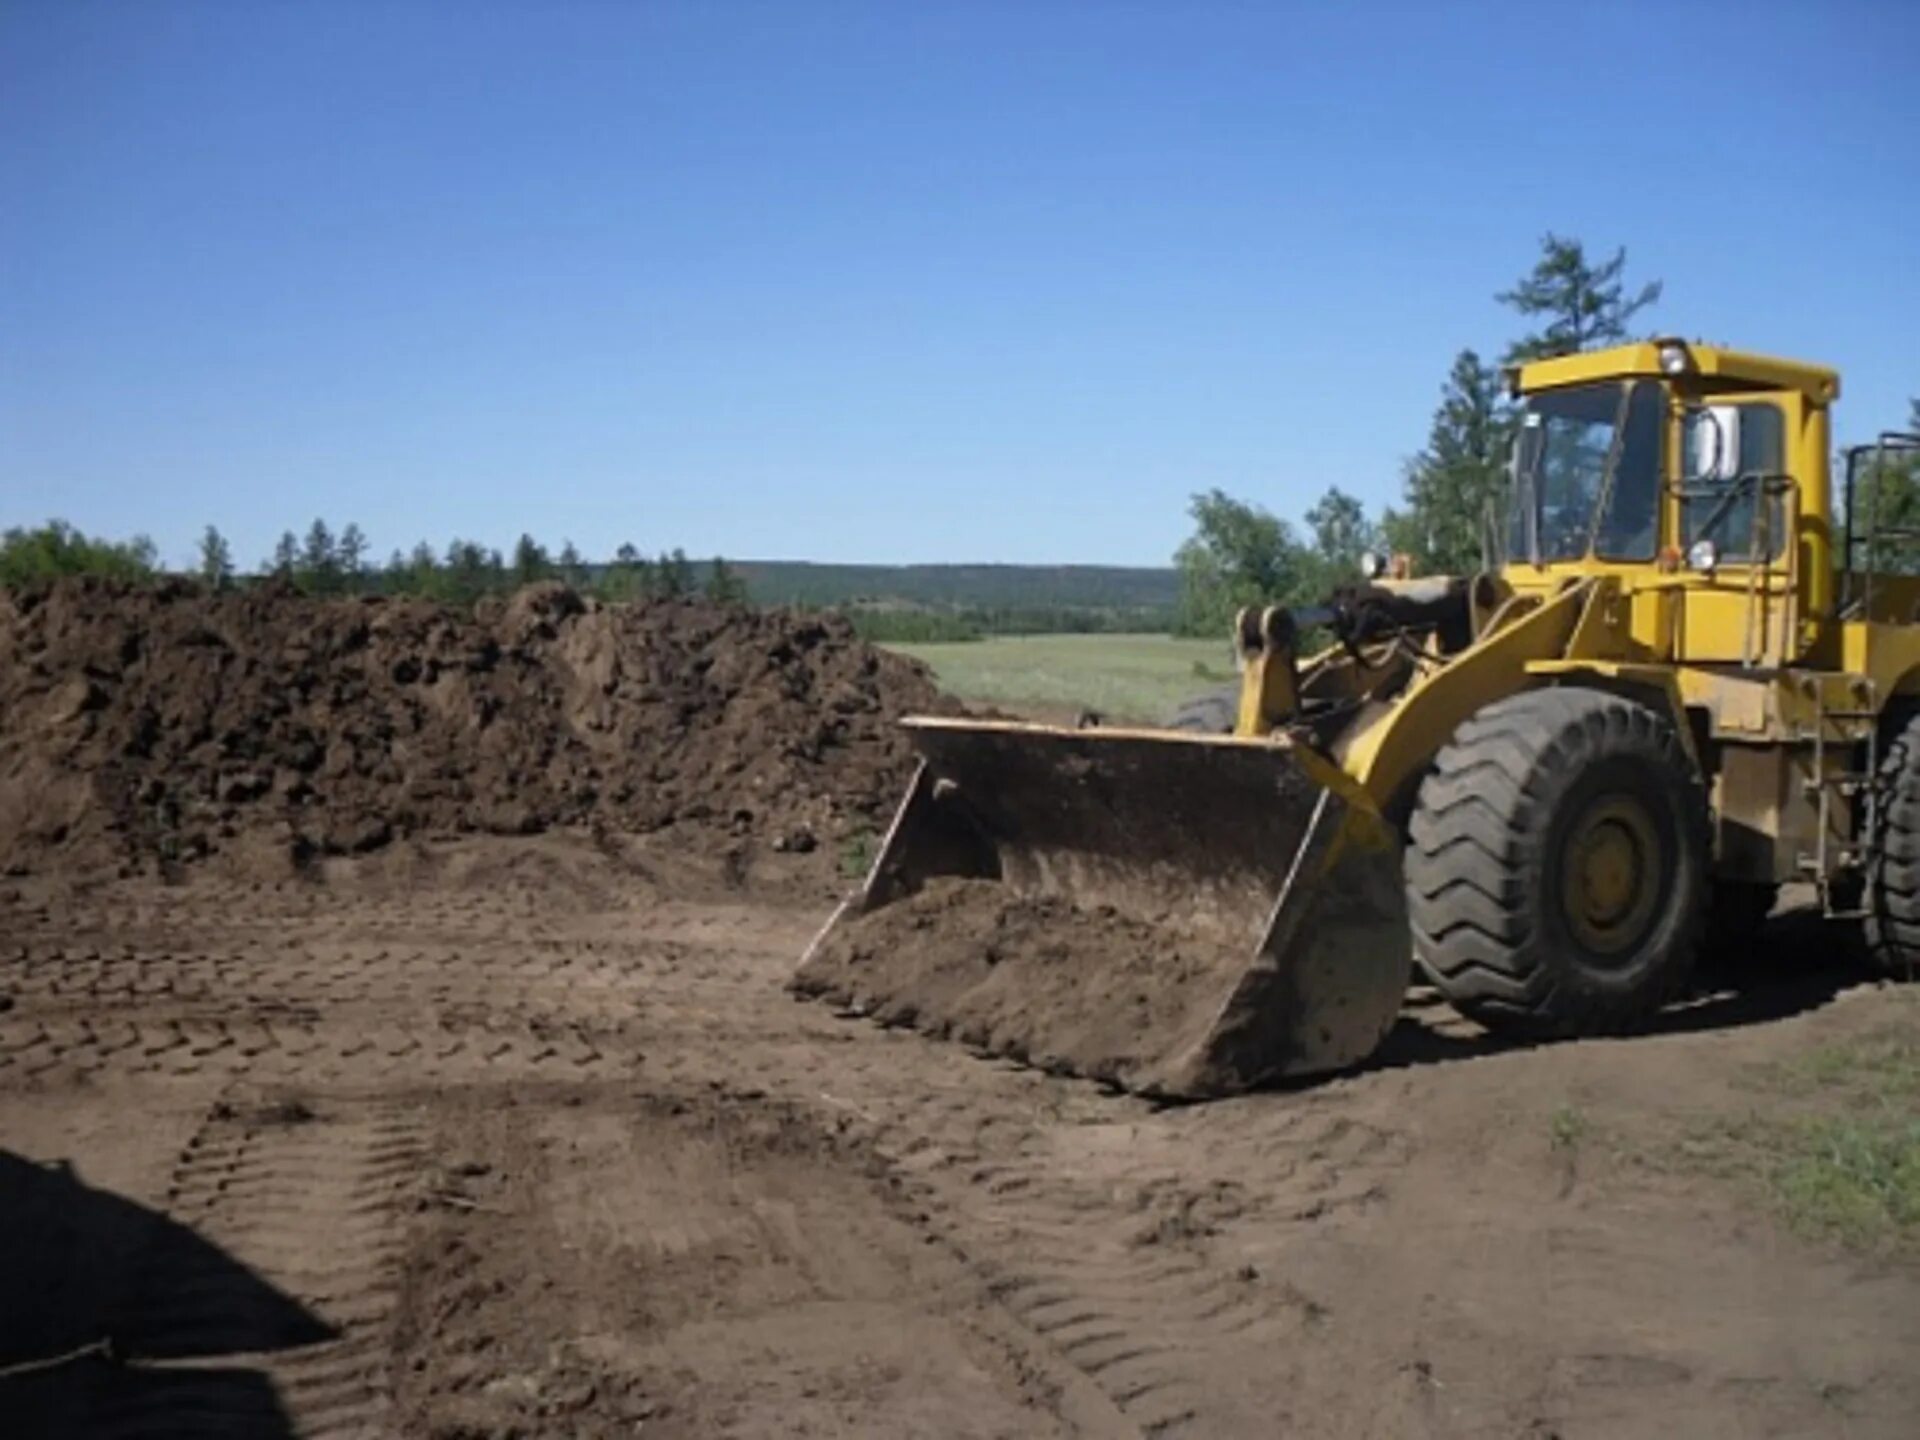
{"left": 0, "top": 578, "right": 945, "bottom": 876}
{"left": 794, "top": 877, "right": 1288, "bottom": 1097}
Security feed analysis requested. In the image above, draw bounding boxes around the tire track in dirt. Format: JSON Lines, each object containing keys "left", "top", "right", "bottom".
{"left": 4, "top": 871, "right": 1406, "bottom": 1438}
{"left": 847, "top": 1087, "right": 1404, "bottom": 1436}
{"left": 367, "top": 908, "right": 1335, "bottom": 1438}
{"left": 0, "top": 1007, "right": 640, "bottom": 1088}
{"left": 111, "top": 1094, "right": 427, "bottom": 1440}
{"left": 11, "top": 859, "right": 1920, "bottom": 1437}
{"left": 390, "top": 1082, "right": 1135, "bottom": 1440}
{"left": 615, "top": 978, "right": 1411, "bottom": 1438}
{"left": 0, "top": 891, "right": 799, "bottom": 1087}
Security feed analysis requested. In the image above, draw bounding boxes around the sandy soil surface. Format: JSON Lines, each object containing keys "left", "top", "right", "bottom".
{"left": 5, "top": 832, "right": 1916, "bottom": 1440}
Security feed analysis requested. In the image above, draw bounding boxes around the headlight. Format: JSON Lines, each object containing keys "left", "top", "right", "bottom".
{"left": 1687, "top": 538, "right": 1718, "bottom": 573}
{"left": 1358, "top": 551, "right": 1385, "bottom": 580}
{"left": 1659, "top": 341, "right": 1692, "bottom": 376}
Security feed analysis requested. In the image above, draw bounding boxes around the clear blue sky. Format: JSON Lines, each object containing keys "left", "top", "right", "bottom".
{"left": 3, "top": 1, "right": 1916, "bottom": 570}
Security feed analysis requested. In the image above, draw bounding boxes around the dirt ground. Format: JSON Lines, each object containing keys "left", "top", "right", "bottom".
{"left": 5, "top": 832, "right": 1917, "bottom": 1440}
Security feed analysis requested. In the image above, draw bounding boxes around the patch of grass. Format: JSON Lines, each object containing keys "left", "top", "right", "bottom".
{"left": 1765, "top": 1028, "right": 1920, "bottom": 1249}
{"left": 1684, "top": 1014, "right": 1920, "bottom": 1253}
{"left": 1549, "top": 1103, "right": 1590, "bottom": 1152}
{"left": 1777, "top": 1029, "right": 1920, "bottom": 1100}
{"left": 1769, "top": 1113, "right": 1920, "bottom": 1247}
{"left": 838, "top": 828, "right": 877, "bottom": 880}
{"left": 885, "top": 633, "right": 1233, "bottom": 725}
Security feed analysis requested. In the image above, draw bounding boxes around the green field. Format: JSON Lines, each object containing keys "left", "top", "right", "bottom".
{"left": 888, "top": 632, "right": 1234, "bottom": 724}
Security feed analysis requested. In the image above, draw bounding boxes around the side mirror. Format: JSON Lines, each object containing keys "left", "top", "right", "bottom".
{"left": 1685, "top": 405, "right": 1743, "bottom": 483}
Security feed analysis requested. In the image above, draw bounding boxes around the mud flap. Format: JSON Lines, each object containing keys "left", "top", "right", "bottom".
{"left": 791, "top": 718, "right": 1411, "bottom": 1098}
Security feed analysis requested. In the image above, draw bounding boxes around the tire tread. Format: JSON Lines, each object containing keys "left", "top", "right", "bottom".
{"left": 1406, "top": 687, "right": 1708, "bottom": 1035}
{"left": 1865, "top": 711, "right": 1920, "bottom": 978}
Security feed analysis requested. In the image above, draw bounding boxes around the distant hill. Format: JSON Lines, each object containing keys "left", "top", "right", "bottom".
{"left": 731, "top": 561, "right": 1179, "bottom": 610}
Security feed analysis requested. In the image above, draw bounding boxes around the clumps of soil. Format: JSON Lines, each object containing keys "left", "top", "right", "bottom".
{"left": 0, "top": 577, "right": 945, "bottom": 877}
{"left": 208, "top": 1095, "right": 319, "bottom": 1127}
{"left": 792, "top": 877, "right": 1276, "bottom": 1097}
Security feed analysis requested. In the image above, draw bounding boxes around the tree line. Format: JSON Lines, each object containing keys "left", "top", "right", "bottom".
{"left": 0, "top": 520, "right": 160, "bottom": 588}
{"left": 0, "top": 516, "right": 1175, "bottom": 633}
{"left": 0, "top": 517, "right": 750, "bottom": 607}
{"left": 1, "top": 515, "right": 1187, "bottom": 635}
{"left": 249, "top": 522, "right": 751, "bottom": 606}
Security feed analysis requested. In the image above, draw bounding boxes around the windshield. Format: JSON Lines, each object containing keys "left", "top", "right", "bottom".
{"left": 1509, "top": 381, "right": 1663, "bottom": 562}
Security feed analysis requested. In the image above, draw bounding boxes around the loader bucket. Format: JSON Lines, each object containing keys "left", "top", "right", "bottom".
{"left": 791, "top": 718, "right": 1410, "bottom": 1099}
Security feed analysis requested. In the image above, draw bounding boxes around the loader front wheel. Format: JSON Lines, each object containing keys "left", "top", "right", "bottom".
{"left": 1407, "top": 689, "right": 1708, "bottom": 1036}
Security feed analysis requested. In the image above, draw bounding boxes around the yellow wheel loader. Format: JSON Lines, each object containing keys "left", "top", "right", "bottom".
{"left": 793, "top": 340, "right": 1920, "bottom": 1097}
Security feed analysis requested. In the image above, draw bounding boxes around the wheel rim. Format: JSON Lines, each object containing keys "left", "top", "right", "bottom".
{"left": 1559, "top": 793, "right": 1664, "bottom": 957}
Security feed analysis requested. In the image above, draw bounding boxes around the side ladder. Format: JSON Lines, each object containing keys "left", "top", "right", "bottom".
{"left": 1799, "top": 676, "right": 1877, "bottom": 920}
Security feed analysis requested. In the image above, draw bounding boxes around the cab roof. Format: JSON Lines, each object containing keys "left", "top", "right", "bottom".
{"left": 1513, "top": 339, "right": 1840, "bottom": 403}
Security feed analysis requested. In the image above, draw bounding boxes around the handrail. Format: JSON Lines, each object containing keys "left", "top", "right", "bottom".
{"left": 1743, "top": 473, "right": 1798, "bottom": 667}
{"left": 1668, "top": 469, "right": 1799, "bottom": 667}
{"left": 1847, "top": 432, "right": 1920, "bottom": 629}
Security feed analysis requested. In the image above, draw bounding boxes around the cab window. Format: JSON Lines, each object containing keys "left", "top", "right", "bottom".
{"left": 1507, "top": 380, "right": 1663, "bottom": 563}
{"left": 1595, "top": 381, "right": 1663, "bottom": 560}
{"left": 1511, "top": 383, "right": 1621, "bottom": 562}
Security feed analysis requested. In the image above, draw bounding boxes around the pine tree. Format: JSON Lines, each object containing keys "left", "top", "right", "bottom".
{"left": 1498, "top": 234, "right": 1662, "bottom": 361}
{"left": 336, "top": 523, "right": 368, "bottom": 591}
{"left": 271, "top": 531, "right": 300, "bottom": 580}
{"left": 443, "top": 539, "right": 491, "bottom": 604}
{"left": 657, "top": 548, "right": 697, "bottom": 597}
{"left": 557, "top": 540, "right": 585, "bottom": 587}
{"left": 1386, "top": 349, "right": 1513, "bottom": 574}
{"left": 408, "top": 541, "right": 438, "bottom": 593}
{"left": 301, "top": 518, "right": 337, "bottom": 593}
{"left": 198, "top": 525, "right": 234, "bottom": 589}
{"left": 512, "top": 533, "right": 551, "bottom": 586}
{"left": 704, "top": 556, "right": 748, "bottom": 605}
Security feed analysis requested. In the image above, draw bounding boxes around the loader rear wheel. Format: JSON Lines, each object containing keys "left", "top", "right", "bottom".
{"left": 1171, "top": 684, "right": 1239, "bottom": 735}
{"left": 1407, "top": 688, "right": 1708, "bottom": 1036}
{"left": 1864, "top": 710, "right": 1920, "bottom": 978}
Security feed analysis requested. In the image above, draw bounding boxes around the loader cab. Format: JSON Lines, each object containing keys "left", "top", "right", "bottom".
{"left": 1503, "top": 339, "right": 1840, "bottom": 667}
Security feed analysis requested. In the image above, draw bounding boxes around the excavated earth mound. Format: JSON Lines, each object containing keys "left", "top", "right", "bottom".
{"left": 0, "top": 577, "right": 944, "bottom": 876}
